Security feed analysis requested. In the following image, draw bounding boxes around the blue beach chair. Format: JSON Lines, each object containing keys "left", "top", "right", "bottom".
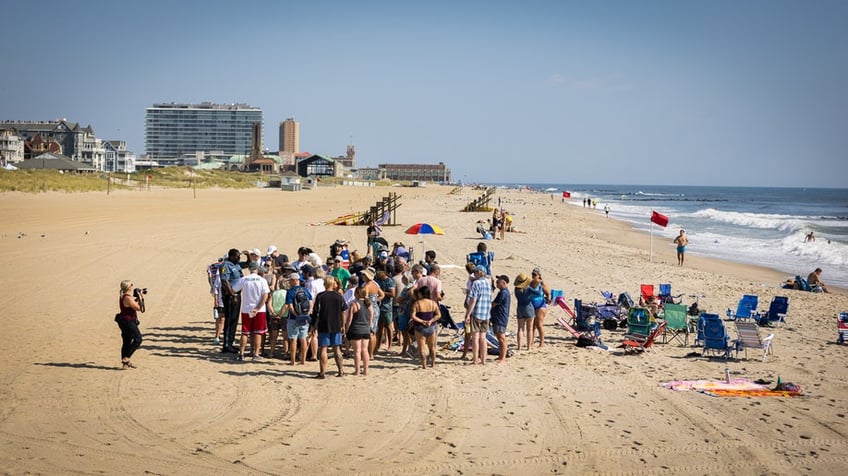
{"left": 702, "top": 313, "right": 733, "bottom": 359}
{"left": 727, "top": 295, "right": 758, "bottom": 321}
{"left": 757, "top": 296, "right": 789, "bottom": 327}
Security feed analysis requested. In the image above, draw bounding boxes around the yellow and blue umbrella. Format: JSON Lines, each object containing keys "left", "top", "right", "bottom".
{"left": 405, "top": 223, "right": 445, "bottom": 257}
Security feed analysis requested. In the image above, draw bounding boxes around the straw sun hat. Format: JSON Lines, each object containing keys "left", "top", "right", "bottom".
{"left": 514, "top": 273, "right": 531, "bottom": 289}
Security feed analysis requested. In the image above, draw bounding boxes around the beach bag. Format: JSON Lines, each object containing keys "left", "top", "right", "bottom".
{"left": 292, "top": 287, "right": 311, "bottom": 325}
{"left": 618, "top": 292, "right": 634, "bottom": 310}
{"left": 576, "top": 334, "right": 596, "bottom": 347}
{"left": 687, "top": 302, "right": 700, "bottom": 317}
{"left": 794, "top": 276, "right": 811, "bottom": 292}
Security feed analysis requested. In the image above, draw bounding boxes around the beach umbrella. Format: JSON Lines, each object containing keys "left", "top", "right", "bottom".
{"left": 405, "top": 223, "right": 445, "bottom": 258}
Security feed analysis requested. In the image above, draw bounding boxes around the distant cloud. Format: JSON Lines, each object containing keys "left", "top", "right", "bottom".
{"left": 548, "top": 72, "right": 633, "bottom": 92}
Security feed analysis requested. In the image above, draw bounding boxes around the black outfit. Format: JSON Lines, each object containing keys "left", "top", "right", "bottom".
{"left": 311, "top": 291, "right": 348, "bottom": 334}
{"left": 222, "top": 291, "right": 240, "bottom": 351}
{"left": 347, "top": 299, "right": 371, "bottom": 340}
{"left": 117, "top": 294, "right": 143, "bottom": 359}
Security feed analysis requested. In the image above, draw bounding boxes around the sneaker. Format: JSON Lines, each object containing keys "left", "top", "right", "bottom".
{"left": 213, "top": 337, "right": 220, "bottom": 345}
{"left": 236, "top": 354, "right": 244, "bottom": 361}
{"left": 251, "top": 354, "right": 262, "bottom": 361}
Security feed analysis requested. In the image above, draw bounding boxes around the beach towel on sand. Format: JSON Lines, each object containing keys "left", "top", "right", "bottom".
{"left": 660, "top": 379, "right": 803, "bottom": 397}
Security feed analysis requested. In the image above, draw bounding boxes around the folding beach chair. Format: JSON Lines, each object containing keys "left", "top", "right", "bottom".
{"left": 662, "top": 303, "right": 690, "bottom": 345}
{"left": 727, "top": 294, "right": 758, "bottom": 321}
{"left": 553, "top": 297, "right": 581, "bottom": 339}
{"left": 837, "top": 312, "right": 848, "bottom": 345}
{"left": 702, "top": 314, "right": 733, "bottom": 360}
{"left": 733, "top": 320, "right": 774, "bottom": 362}
{"left": 757, "top": 296, "right": 789, "bottom": 327}
{"left": 437, "top": 304, "right": 460, "bottom": 332}
{"left": 621, "top": 308, "right": 652, "bottom": 353}
{"left": 640, "top": 284, "right": 655, "bottom": 303}
{"left": 658, "top": 284, "right": 682, "bottom": 305}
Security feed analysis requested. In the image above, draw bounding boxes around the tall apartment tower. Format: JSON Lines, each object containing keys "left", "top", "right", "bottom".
{"left": 144, "top": 102, "right": 263, "bottom": 158}
{"left": 279, "top": 118, "right": 299, "bottom": 155}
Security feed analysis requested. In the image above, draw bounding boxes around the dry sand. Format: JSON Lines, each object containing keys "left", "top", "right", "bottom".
{"left": 1, "top": 185, "right": 847, "bottom": 474}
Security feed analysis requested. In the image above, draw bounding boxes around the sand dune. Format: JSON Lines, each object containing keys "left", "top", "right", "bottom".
{"left": 1, "top": 185, "right": 846, "bottom": 474}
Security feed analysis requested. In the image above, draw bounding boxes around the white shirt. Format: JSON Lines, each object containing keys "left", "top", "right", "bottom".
{"left": 306, "top": 277, "right": 325, "bottom": 298}
{"left": 233, "top": 273, "right": 270, "bottom": 313}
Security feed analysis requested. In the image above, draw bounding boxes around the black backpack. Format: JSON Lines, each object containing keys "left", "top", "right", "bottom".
{"left": 292, "top": 287, "right": 311, "bottom": 318}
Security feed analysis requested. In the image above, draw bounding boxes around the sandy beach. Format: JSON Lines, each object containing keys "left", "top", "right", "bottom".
{"left": 1, "top": 184, "right": 847, "bottom": 475}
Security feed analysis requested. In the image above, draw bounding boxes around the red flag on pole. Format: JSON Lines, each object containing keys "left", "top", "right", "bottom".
{"left": 651, "top": 211, "right": 669, "bottom": 227}
{"left": 561, "top": 191, "right": 571, "bottom": 198}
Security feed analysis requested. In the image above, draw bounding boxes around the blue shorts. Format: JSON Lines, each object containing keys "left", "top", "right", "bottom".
{"left": 491, "top": 324, "right": 507, "bottom": 335}
{"left": 287, "top": 319, "right": 309, "bottom": 340}
{"left": 318, "top": 332, "right": 343, "bottom": 347}
{"left": 397, "top": 314, "right": 410, "bottom": 331}
{"left": 517, "top": 303, "right": 535, "bottom": 319}
{"left": 677, "top": 246, "right": 686, "bottom": 253}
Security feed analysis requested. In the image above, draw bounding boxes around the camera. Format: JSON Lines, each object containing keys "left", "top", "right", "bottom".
{"left": 133, "top": 287, "right": 147, "bottom": 313}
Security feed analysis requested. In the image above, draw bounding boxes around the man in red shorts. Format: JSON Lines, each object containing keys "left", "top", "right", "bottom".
{"left": 232, "top": 261, "right": 270, "bottom": 361}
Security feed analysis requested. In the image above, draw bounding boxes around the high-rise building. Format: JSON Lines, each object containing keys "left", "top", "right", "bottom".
{"left": 145, "top": 102, "right": 263, "bottom": 158}
{"left": 279, "top": 118, "right": 299, "bottom": 155}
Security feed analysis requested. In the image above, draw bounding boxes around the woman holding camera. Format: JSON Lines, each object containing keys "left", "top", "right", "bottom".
{"left": 117, "top": 280, "right": 144, "bottom": 369}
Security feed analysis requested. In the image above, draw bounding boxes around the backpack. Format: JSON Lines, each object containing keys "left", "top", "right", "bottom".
{"left": 292, "top": 286, "right": 311, "bottom": 324}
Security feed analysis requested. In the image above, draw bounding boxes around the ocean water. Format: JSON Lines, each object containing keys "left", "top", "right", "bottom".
{"left": 501, "top": 184, "right": 848, "bottom": 288}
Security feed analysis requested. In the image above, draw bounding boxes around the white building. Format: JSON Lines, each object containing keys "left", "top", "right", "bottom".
{"left": 0, "top": 129, "right": 25, "bottom": 164}
{"left": 104, "top": 140, "right": 137, "bottom": 172}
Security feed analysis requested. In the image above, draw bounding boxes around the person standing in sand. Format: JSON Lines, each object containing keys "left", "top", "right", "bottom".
{"left": 116, "top": 280, "right": 144, "bottom": 369}
{"left": 345, "top": 286, "right": 372, "bottom": 376}
{"left": 527, "top": 268, "right": 551, "bottom": 348}
{"left": 464, "top": 265, "right": 493, "bottom": 365}
{"left": 513, "top": 273, "right": 534, "bottom": 351}
{"left": 673, "top": 229, "right": 689, "bottom": 266}
{"left": 491, "top": 275, "right": 512, "bottom": 363}
{"left": 219, "top": 248, "right": 244, "bottom": 354}
{"left": 410, "top": 286, "right": 441, "bottom": 369}
{"left": 285, "top": 273, "right": 312, "bottom": 366}
{"left": 311, "top": 277, "right": 348, "bottom": 378}
{"left": 232, "top": 261, "right": 270, "bottom": 361}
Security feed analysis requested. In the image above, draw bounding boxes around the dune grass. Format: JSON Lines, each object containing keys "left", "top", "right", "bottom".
{"left": 0, "top": 168, "right": 264, "bottom": 193}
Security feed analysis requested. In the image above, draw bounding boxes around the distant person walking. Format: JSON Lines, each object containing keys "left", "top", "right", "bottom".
{"left": 673, "top": 229, "right": 689, "bottom": 266}
{"left": 603, "top": 204, "right": 610, "bottom": 218}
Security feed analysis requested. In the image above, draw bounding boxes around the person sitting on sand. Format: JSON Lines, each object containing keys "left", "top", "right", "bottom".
{"left": 808, "top": 268, "right": 830, "bottom": 293}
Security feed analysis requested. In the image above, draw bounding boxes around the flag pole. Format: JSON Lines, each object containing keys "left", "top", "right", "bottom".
{"left": 650, "top": 210, "right": 654, "bottom": 262}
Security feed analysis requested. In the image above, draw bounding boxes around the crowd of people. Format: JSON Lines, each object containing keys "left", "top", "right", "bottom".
{"left": 193, "top": 234, "right": 553, "bottom": 377}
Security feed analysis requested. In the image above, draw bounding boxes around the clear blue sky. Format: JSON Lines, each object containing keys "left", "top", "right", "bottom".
{"left": 2, "top": 0, "right": 846, "bottom": 187}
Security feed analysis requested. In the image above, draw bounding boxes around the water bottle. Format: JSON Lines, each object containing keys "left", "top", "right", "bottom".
{"left": 724, "top": 367, "right": 730, "bottom": 383}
